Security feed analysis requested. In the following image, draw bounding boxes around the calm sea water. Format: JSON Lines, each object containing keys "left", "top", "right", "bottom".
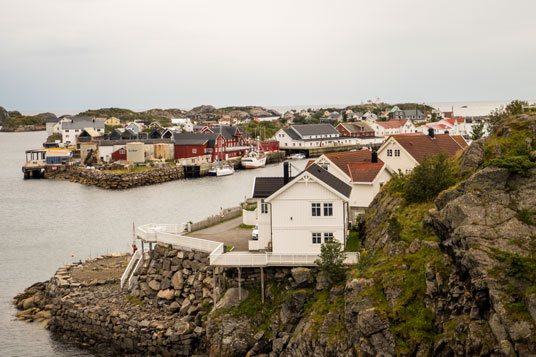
{"left": 0, "top": 131, "right": 306, "bottom": 356}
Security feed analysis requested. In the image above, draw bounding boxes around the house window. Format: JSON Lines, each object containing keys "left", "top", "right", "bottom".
{"left": 312, "top": 233, "right": 322, "bottom": 244}
{"left": 324, "top": 233, "right": 334, "bottom": 243}
{"left": 192, "top": 148, "right": 197, "bottom": 154}
{"left": 394, "top": 149, "right": 400, "bottom": 157}
{"left": 387, "top": 149, "right": 393, "bottom": 157}
{"left": 261, "top": 200, "right": 268, "bottom": 214}
{"left": 311, "top": 203, "right": 321, "bottom": 216}
{"left": 323, "top": 203, "right": 333, "bottom": 216}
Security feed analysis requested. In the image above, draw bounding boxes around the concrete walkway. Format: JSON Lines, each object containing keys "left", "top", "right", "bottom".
{"left": 188, "top": 216, "right": 252, "bottom": 251}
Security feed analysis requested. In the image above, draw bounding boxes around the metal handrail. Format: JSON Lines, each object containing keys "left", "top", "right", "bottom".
{"left": 120, "top": 249, "right": 142, "bottom": 289}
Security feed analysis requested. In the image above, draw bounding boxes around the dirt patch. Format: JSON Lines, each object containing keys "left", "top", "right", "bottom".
{"left": 69, "top": 255, "right": 129, "bottom": 283}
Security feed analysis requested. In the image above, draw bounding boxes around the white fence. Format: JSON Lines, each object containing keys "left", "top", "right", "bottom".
{"left": 135, "top": 223, "right": 360, "bottom": 268}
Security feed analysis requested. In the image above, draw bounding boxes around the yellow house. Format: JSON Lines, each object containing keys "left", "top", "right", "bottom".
{"left": 105, "top": 117, "right": 121, "bottom": 126}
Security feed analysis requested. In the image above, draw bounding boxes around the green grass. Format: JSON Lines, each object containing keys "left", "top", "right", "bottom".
{"left": 239, "top": 224, "right": 256, "bottom": 229}
{"left": 345, "top": 230, "right": 360, "bottom": 252}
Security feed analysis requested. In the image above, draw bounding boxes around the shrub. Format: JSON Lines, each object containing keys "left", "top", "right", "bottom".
{"left": 488, "top": 156, "right": 536, "bottom": 176}
{"left": 471, "top": 121, "right": 486, "bottom": 140}
{"left": 315, "top": 241, "right": 347, "bottom": 283}
{"left": 402, "top": 153, "right": 457, "bottom": 203}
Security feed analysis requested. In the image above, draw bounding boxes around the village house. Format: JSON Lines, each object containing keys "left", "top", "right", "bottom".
{"left": 362, "top": 111, "right": 378, "bottom": 123}
{"left": 199, "top": 125, "right": 251, "bottom": 157}
{"left": 420, "top": 117, "right": 487, "bottom": 140}
{"left": 273, "top": 124, "right": 359, "bottom": 151}
{"left": 171, "top": 118, "right": 194, "bottom": 132}
{"left": 335, "top": 122, "right": 375, "bottom": 138}
{"left": 126, "top": 121, "right": 145, "bottom": 134}
{"left": 250, "top": 163, "right": 351, "bottom": 253}
{"left": 45, "top": 117, "right": 61, "bottom": 136}
{"left": 369, "top": 119, "right": 417, "bottom": 137}
{"left": 377, "top": 130, "right": 468, "bottom": 174}
{"left": 104, "top": 117, "right": 121, "bottom": 127}
{"left": 61, "top": 117, "right": 105, "bottom": 146}
{"left": 306, "top": 150, "right": 392, "bottom": 218}
{"left": 392, "top": 109, "right": 426, "bottom": 122}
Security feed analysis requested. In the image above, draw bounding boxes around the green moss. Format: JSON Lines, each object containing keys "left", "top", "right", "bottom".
{"left": 518, "top": 208, "right": 536, "bottom": 225}
{"left": 126, "top": 294, "right": 144, "bottom": 305}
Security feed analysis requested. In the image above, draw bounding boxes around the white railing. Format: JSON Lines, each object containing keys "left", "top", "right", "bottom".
{"left": 120, "top": 249, "right": 142, "bottom": 289}
{"left": 266, "top": 254, "right": 319, "bottom": 266}
{"left": 127, "top": 252, "right": 146, "bottom": 289}
{"left": 134, "top": 223, "right": 361, "bottom": 268}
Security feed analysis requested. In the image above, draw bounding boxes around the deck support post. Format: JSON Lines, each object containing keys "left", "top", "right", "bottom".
{"left": 261, "top": 267, "right": 265, "bottom": 304}
{"left": 238, "top": 267, "right": 242, "bottom": 301}
{"left": 149, "top": 242, "right": 153, "bottom": 251}
{"left": 213, "top": 270, "right": 218, "bottom": 303}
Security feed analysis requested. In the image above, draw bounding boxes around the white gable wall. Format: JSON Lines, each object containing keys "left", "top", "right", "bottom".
{"left": 378, "top": 139, "right": 418, "bottom": 174}
{"left": 269, "top": 179, "right": 346, "bottom": 254}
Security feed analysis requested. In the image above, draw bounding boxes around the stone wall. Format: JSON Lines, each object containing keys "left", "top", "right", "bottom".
{"left": 13, "top": 245, "right": 319, "bottom": 356}
{"left": 46, "top": 165, "right": 185, "bottom": 189}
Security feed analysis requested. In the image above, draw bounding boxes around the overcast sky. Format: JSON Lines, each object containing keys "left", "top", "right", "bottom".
{"left": 0, "top": 0, "right": 535, "bottom": 112}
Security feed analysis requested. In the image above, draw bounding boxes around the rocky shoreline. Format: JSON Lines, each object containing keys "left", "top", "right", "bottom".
{"left": 13, "top": 245, "right": 314, "bottom": 356}
{"left": 46, "top": 165, "right": 185, "bottom": 189}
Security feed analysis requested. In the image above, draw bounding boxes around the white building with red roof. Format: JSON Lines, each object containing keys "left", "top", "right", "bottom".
{"left": 377, "top": 131, "right": 468, "bottom": 174}
{"left": 306, "top": 149, "right": 392, "bottom": 218}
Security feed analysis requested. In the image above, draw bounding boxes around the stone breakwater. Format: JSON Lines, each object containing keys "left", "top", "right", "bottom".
{"left": 13, "top": 245, "right": 316, "bottom": 356}
{"left": 46, "top": 165, "right": 185, "bottom": 189}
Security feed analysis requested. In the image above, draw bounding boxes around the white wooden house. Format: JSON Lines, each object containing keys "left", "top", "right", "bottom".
{"left": 250, "top": 163, "right": 351, "bottom": 254}
{"left": 307, "top": 150, "right": 392, "bottom": 218}
{"left": 377, "top": 132, "right": 468, "bottom": 174}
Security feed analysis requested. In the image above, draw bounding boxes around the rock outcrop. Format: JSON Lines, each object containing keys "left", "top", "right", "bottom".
{"left": 0, "top": 106, "right": 10, "bottom": 125}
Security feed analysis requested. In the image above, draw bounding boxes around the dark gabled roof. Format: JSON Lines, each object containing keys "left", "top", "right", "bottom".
{"left": 252, "top": 177, "right": 288, "bottom": 198}
{"left": 291, "top": 124, "right": 339, "bottom": 138}
{"left": 305, "top": 164, "right": 352, "bottom": 198}
{"left": 62, "top": 118, "right": 105, "bottom": 130}
{"left": 283, "top": 128, "right": 301, "bottom": 140}
{"left": 46, "top": 117, "right": 60, "bottom": 123}
{"left": 210, "top": 125, "right": 248, "bottom": 139}
{"left": 173, "top": 132, "right": 222, "bottom": 146}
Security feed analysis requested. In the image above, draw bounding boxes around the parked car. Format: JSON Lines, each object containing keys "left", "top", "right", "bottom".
{"left": 251, "top": 225, "right": 258, "bottom": 240}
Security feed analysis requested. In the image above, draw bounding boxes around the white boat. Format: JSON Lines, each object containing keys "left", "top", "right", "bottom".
{"left": 208, "top": 164, "right": 235, "bottom": 176}
{"left": 241, "top": 150, "right": 266, "bottom": 169}
{"left": 290, "top": 153, "right": 306, "bottom": 160}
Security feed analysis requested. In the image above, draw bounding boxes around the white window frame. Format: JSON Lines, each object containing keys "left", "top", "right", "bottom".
{"left": 312, "top": 232, "right": 322, "bottom": 244}
{"left": 311, "top": 202, "right": 321, "bottom": 217}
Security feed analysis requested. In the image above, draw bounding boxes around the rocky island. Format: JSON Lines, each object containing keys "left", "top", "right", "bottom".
{"left": 14, "top": 114, "right": 536, "bottom": 356}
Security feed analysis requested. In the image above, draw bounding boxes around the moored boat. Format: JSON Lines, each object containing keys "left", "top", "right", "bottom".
{"left": 208, "top": 164, "right": 235, "bottom": 176}
{"left": 241, "top": 150, "right": 266, "bottom": 169}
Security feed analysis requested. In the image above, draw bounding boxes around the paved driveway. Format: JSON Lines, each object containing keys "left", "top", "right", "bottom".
{"left": 188, "top": 216, "right": 252, "bottom": 251}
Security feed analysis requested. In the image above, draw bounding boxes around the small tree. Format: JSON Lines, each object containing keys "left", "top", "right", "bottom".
{"left": 471, "top": 121, "right": 486, "bottom": 140}
{"left": 403, "top": 153, "right": 457, "bottom": 203}
{"left": 315, "top": 241, "right": 347, "bottom": 283}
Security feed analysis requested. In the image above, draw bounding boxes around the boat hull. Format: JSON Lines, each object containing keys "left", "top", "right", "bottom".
{"left": 241, "top": 156, "right": 266, "bottom": 169}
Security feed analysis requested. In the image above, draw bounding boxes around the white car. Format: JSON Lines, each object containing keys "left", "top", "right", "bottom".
{"left": 251, "top": 225, "right": 258, "bottom": 240}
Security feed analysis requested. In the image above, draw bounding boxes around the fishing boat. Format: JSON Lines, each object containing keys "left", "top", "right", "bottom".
{"left": 241, "top": 150, "right": 266, "bottom": 169}
{"left": 241, "top": 136, "right": 267, "bottom": 169}
{"left": 208, "top": 164, "right": 235, "bottom": 176}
